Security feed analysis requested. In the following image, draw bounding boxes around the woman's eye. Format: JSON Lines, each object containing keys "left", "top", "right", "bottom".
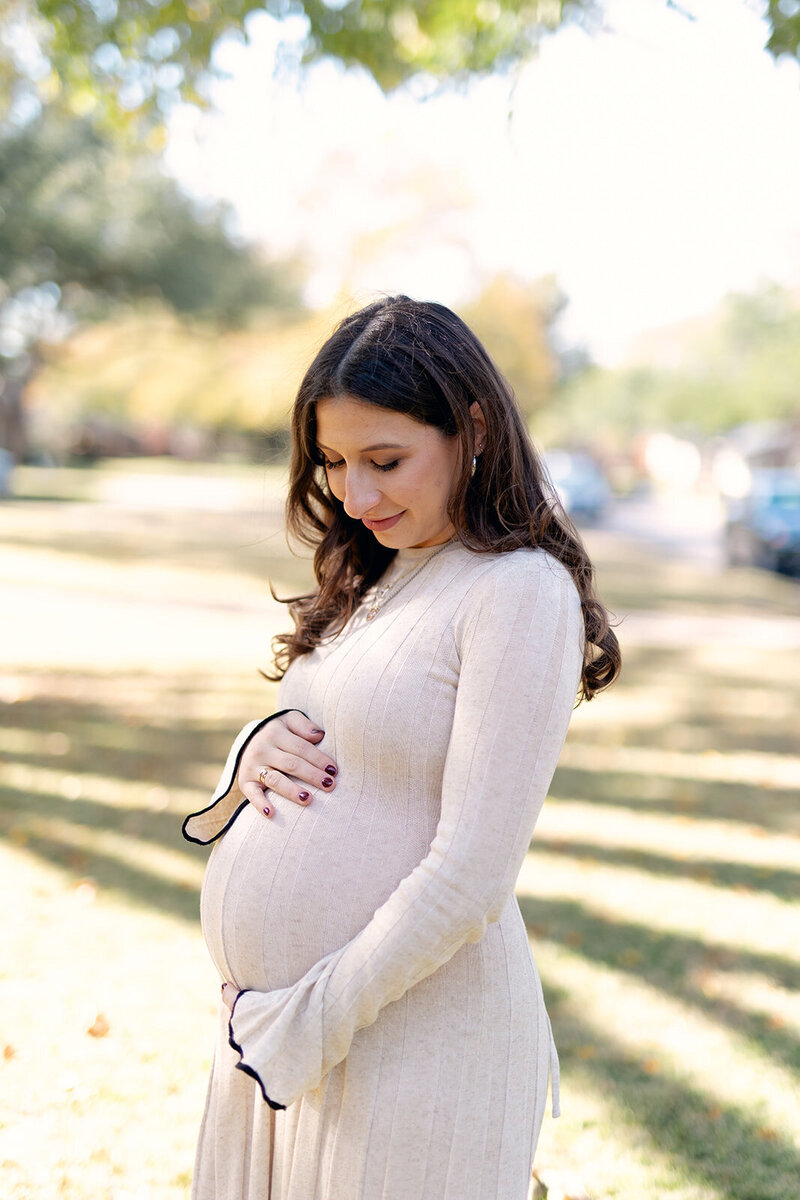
{"left": 321, "top": 456, "right": 399, "bottom": 472}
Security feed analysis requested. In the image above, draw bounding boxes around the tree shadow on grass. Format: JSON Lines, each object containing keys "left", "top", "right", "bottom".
{"left": 0, "top": 784, "right": 205, "bottom": 860}
{"left": 615, "top": 714, "right": 800, "bottom": 759}
{"left": 590, "top": 542, "right": 800, "bottom": 619}
{"left": 0, "top": 689, "right": 262, "bottom": 789}
{"left": 618, "top": 642, "right": 800, "bottom": 696}
{"left": 520, "top": 896, "right": 800, "bottom": 1078}
{"left": 5, "top": 730, "right": 228, "bottom": 791}
{"left": 533, "top": 836, "right": 800, "bottom": 901}
{"left": 0, "top": 508, "right": 312, "bottom": 591}
{"left": 12, "top": 827, "right": 202, "bottom": 923}
{"left": 539, "top": 976, "right": 800, "bottom": 1200}
{"left": 0, "top": 684, "right": 238, "bottom": 920}
{"left": 549, "top": 765, "right": 800, "bottom": 835}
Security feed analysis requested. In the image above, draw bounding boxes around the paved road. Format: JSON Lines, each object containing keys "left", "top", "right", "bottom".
{"left": 602, "top": 489, "right": 725, "bottom": 568}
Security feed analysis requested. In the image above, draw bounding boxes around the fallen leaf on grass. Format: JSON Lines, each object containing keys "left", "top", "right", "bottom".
{"left": 756, "top": 1127, "right": 779, "bottom": 1141}
{"left": 642, "top": 1057, "right": 661, "bottom": 1074}
{"left": 3, "top": 1044, "right": 16, "bottom": 1060}
{"left": 577, "top": 1044, "right": 597, "bottom": 1059}
{"left": 706, "top": 1105, "right": 723, "bottom": 1121}
{"left": 766, "top": 1015, "right": 786, "bottom": 1030}
{"left": 87, "top": 1013, "right": 110, "bottom": 1038}
{"left": 616, "top": 948, "right": 643, "bottom": 967}
{"left": 566, "top": 931, "right": 584, "bottom": 947}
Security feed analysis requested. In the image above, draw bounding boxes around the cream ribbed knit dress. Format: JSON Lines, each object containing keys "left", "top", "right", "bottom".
{"left": 183, "top": 541, "right": 584, "bottom": 1200}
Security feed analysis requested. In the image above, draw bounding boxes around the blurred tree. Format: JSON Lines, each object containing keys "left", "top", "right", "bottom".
{"left": 3, "top": 2, "right": 794, "bottom": 132}
{"left": 0, "top": 107, "right": 301, "bottom": 457}
{"left": 765, "top": 0, "right": 800, "bottom": 60}
{"left": 551, "top": 284, "right": 800, "bottom": 444}
{"left": 4, "top": 1, "right": 592, "bottom": 131}
{"left": 27, "top": 304, "right": 334, "bottom": 449}
{"left": 462, "top": 274, "right": 563, "bottom": 417}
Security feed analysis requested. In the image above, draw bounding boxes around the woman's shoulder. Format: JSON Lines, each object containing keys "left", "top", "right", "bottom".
{"left": 446, "top": 543, "right": 580, "bottom": 624}
{"left": 453, "top": 543, "right": 577, "bottom": 592}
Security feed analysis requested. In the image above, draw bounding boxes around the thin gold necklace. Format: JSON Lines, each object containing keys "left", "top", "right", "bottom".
{"left": 364, "top": 541, "right": 455, "bottom": 621}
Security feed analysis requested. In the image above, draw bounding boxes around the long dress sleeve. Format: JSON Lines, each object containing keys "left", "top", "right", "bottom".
{"left": 228, "top": 552, "right": 584, "bottom": 1108}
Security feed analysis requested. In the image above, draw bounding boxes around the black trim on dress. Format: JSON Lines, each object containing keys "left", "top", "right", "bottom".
{"left": 228, "top": 989, "right": 287, "bottom": 1111}
{"left": 181, "top": 709, "right": 305, "bottom": 845}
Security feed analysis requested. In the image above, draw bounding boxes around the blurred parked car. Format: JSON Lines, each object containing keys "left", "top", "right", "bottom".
{"left": 724, "top": 469, "right": 800, "bottom": 576}
{"left": 0, "top": 447, "right": 13, "bottom": 498}
{"left": 545, "top": 450, "right": 611, "bottom": 525}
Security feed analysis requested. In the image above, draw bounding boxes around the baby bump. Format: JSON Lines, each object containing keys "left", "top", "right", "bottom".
{"left": 200, "top": 789, "right": 433, "bottom": 992}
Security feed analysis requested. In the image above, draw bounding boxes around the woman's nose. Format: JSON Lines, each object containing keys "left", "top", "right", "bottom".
{"left": 343, "top": 472, "right": 382, "bottom": 519}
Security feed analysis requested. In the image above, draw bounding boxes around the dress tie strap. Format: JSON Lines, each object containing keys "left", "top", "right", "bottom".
{"left": 546, "top": 1011, "right": 561, "bottom": 1118}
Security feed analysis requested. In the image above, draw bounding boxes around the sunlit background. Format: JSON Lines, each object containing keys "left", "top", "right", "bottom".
{"left": 1, "top": 0, "right": 799, "bottom": 1197}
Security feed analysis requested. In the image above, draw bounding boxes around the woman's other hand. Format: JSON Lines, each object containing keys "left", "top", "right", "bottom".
{"left": 237, "top": 710, "right": 338, "bottom": 819}
{"left": 220, "top": 981, "right": 239, "bottom": 1012}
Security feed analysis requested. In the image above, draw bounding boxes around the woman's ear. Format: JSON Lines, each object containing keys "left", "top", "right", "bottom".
{"left": 469, "top": 401, "right": 487, "bottom": 454}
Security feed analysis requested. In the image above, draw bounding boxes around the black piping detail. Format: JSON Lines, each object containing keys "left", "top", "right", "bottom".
{"left": 181, "top": 710, "right": 307, "bottom": 845}
{"left": 228, "top": 989, "right": 287, "bottom": 1111}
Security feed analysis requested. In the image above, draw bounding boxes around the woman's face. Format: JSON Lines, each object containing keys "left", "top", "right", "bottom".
{"left": 315, "top": 395, "right": 464, "bottom": 549}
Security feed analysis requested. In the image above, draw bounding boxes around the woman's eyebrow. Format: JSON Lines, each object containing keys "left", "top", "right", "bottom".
{"left": 316, "top": 442, "right": 411, "bottom": 453}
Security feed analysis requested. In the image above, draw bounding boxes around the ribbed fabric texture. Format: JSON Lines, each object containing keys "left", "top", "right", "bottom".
{"left": 186, "top": 543, "right": 584, "bottom": 1200}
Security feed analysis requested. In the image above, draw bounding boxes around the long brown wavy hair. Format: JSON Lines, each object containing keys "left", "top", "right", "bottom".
{"left": 269, "top": 295, "right": 620, "bottom": 702}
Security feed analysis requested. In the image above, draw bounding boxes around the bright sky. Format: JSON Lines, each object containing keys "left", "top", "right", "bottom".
{"left": 165, "top": 0, "right": 800, "bottom": 363}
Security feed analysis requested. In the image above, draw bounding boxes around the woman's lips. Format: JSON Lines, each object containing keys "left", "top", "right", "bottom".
{"left": 363, "top": 511, "right": 406, "bottom": 531}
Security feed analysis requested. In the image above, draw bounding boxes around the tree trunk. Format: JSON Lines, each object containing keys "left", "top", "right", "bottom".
{"left": 0, "top": 353, "right": 38, "bottom": 462}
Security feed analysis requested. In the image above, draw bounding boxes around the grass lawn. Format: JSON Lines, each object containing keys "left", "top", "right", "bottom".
{"left": 1, "top": 465, "right": 799, "bottom": 1199}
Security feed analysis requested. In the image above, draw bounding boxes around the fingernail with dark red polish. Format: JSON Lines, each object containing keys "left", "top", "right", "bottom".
{"left": 298, "top": 791, "right": 310, "bottom": 803}
{"left": 325, "top": 764, "right": 337, "bottom": 776}
{"left": 263, "top": 805, "right": 272, "bottom": 816}
{"left": 321, "top": 776, "right": 334, "bottom": 788}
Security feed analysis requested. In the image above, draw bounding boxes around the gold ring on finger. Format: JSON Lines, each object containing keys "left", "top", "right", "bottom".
{"left": 258, "top": 768, "right": 270, "bottom": 787}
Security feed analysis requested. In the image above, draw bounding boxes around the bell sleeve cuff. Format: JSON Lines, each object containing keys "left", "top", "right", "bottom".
{"left": 228, "top": 990, "right": 288, "bottom": 1110}
{"left": 182, "top": 709, "right": 304, "bottom": 844}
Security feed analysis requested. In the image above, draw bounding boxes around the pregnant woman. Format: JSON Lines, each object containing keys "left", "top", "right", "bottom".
{"left": 183, "top": 296, "right": 620, "bottom": 1200}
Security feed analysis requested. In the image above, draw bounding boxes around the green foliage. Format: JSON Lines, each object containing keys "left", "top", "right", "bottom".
{"left": 4, "top": 0, "right": 593, "bottom": 129}
{"left": 552, "top": 285, "right": 800, "bottom": 442}
{"left": 0, "top": 106, "right": 299, "bottom": 323}
{"left": 0, "top": 102, "right": 300, "bottom": 457}
{"left": 4, "top": 2, "right": 795, "bottom": 133}
{"left": 300, "top": 0, "right": 583, "bottom": 90}
{"left": 28, "top": 304, "right": 335, "bottom": 436}
{"left": 766, "top": 0, "right": 800, "bottom": 59}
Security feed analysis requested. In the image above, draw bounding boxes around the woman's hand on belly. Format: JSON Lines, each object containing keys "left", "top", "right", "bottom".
{"left": 237, "top": 710, "right": 338, "bottom": 819}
